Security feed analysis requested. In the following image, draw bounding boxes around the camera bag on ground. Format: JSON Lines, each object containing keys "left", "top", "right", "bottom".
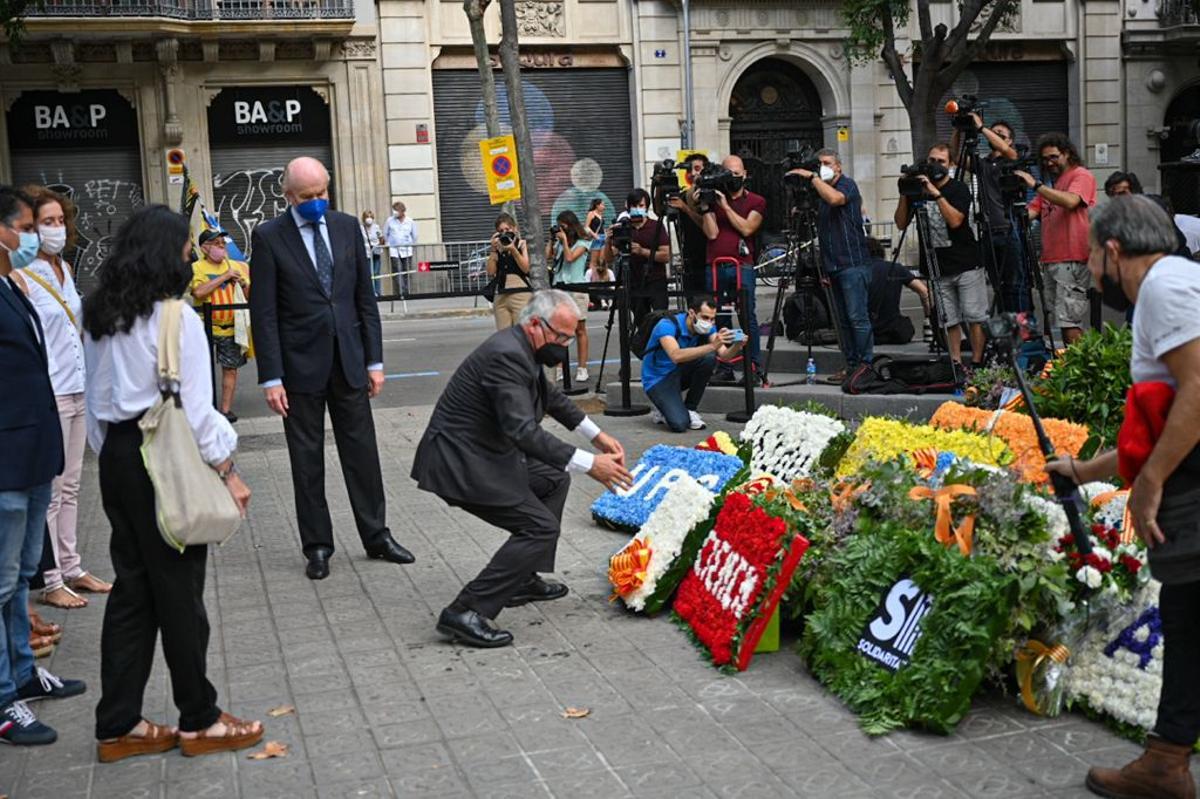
{"left": 783, "top": 291, "right": 838, "bottom": 345}
{"left": 630, "top": 310, "right": 682, "bottom": 359}
{"left": 842, "top": 354, "right": 958, "bottom": 395}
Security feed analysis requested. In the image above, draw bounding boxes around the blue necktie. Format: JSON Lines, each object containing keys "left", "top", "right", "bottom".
{"left": 309, "top": 222, "right": 333, "bottom": 295}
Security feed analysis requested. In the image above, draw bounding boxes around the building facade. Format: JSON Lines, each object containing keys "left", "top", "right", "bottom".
{"left": 0, "top": 0, "right": 390, "bottom": 292}
{"left": 379, "top": 0, "right": 1148, "bottom": 243}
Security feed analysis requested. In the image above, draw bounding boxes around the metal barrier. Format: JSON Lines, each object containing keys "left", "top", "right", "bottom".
{"left": 374, "top": 240, "right": 492, "bottom": 301}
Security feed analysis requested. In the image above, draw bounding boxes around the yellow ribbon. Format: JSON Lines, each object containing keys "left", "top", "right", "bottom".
{"left": 1090, "top": 489, "right": 1137, "bottom": 545}
{"left": 608, "top": 536, "right": 653, "bottom": 600}
{"left": 1014, "top": 641, "right": 1071, "bottom": 715}
{"left": 907, "top": 484, "right": 978, "bottom": 556}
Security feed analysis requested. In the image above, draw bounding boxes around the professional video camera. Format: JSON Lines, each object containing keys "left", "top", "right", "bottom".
{"left": 991, "top": 144, "right": 1040, "bottom": 202}
{"left": 650, "top": 158, "right": 684, "bottom": 218}
{"left": 945, "top": 95, "right": 984, "bottom": 133}
{"left": 897, "top": 161, "right": 949, "bottom": 199}
{"left": 694, "top": 165, "right": 740, "bottom": 210}
{"left": 610, "top": 216, "right": 634, "bottom": 255}
{"left": 780, "top": 147, "right": 822, "bottom": 214}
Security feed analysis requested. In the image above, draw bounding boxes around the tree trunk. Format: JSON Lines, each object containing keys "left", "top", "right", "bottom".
{"left": 497, "top": 0, "right": 548, "bottom": 288}
{"left": 908, "top": 76, "right": 942, "bottom": 161}
{"left": 463, "top": 0, "right": 502, "bottom": 139}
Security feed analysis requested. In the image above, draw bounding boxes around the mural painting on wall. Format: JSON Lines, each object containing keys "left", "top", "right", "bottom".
{"left": 212, "top": 168, "right": 289, "bottom": 257}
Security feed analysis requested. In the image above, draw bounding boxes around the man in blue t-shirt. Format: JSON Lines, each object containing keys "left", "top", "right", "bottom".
{"left": 642, "top": 296, "right": 744, "bottom": 432}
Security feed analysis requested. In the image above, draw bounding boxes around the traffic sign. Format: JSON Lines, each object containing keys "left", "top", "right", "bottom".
{"left": 479, "top": 134, "right": 522, "bottom": 205}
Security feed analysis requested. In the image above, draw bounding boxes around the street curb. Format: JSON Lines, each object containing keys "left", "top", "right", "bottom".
{"left": 379, "top": 307, "right": 491, "bottom": 321}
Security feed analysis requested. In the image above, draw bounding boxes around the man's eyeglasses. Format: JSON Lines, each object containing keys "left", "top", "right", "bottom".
{"left": 539, "top": 317, "right": 576, "bottom": 345}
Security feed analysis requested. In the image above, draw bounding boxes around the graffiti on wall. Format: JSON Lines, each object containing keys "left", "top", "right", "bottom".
{"left": 211, "top": 168, "right": 289, "bottom": 257}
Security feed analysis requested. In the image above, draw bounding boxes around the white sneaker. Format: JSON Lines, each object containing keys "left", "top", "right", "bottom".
{"left": 688, "top": 410, "right": 706, "bottom": 430}
{"left": 650, "top": 408, "right": 665, "bottom": 425}
{"left": 576, "top": 367, "right": 589, "bottom": 383}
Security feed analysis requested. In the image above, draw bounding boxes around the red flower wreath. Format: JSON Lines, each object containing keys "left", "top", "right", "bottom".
{"left": 674, "top": 492, "right": 809, "bottom": 670}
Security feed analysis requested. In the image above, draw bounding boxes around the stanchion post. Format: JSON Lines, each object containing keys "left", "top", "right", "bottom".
{"left": 604, "top": 264, "right": 649, "bottom": 417}
{"left": 726, "top": 281, "right": 757, "bottom": 423}
{"left": 203, "top": 303, "right": 218, "bottom": 407}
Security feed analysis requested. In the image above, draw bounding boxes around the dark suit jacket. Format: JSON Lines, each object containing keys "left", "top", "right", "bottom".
{"left": 0, "top": 279, "right": 63, "bottom": 491}
{"left": 412, "top": 326, "right": 586, "bottom": 508}
{"left": 249, "top": 209, "right": 383, "bottom": 393}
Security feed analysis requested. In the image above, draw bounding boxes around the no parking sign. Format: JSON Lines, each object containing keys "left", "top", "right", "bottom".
{"left": 478, "top": 134, "right": 522, "bottom": 205}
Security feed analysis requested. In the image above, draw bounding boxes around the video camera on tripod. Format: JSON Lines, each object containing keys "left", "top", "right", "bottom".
{"left": 694, "top": 165, "right": 741, "bottom": 211}
{"left": 897, "top": 161, "right": 949, "bottom": 199}
{"left": 945, "top": 95, "right": 987, "bottom": 133}
{"left": 780, "top": 146, "right": 822, "bottom": 213}
{"left": 991, "top": 145, "right": 1041, "bottom": 203}
{"left": 650, "top": 159, "right": 686, "bottom": 219}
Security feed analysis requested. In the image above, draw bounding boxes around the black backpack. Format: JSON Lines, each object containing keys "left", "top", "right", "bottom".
{"left": 630, "top": 311, "right": 682, "bottom": 360}
{"left": 842, "top": 355, "right": 959, "bottom": 395}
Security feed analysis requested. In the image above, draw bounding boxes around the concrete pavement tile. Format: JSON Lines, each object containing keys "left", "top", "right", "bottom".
{"left": 1011, "top": 753, "right": 1092, "bottom": 792}
{"left": 372, "top": 719, "right": 444, "bottom": 748}
{"left": 361, "top": 699, "right": 435, "bottom": 727}
{"left": 944, "top": 767, "right": 1042, "bottom": 798}
{"left": 814, "top": 728, "right": 904, "bottom": 765}
{"left": 299, "top": 707, "right": 368, "bottom": 737}
{"left": 837, "top": 751, "right": 928, "bottom": 784}
{"left": 445, "top": 731, "right": 523, "bottom": 765}
{"left": 911, "top": 741, "right": 1006, "bottom": 775}
{"left": 952, "top": 707, "right": 1029, "bottom": 740}
{"left": 461, "top": 755, "right": 540, "bottom": 791}
{"left": 527, "top": 745, "right": 609, "bottom": 778}
{"left": 315, "top": 776, "right": 395, "bottom": 799}
{"left": 291, "top": 671, "right": 354, "bottom": 696}
{"left": 543, "top": 770, "right": 633, "bottom": 799}
{"left": 164, "top": 768, "right": 237, "bottom": 799}
{"left": 470, "top": 780, "right": 553, "bottom": 799}
{"left": 293, "top": 688, "right": 359, "bottom": 715}
{"left": 612, "top": 760, "right": 704, "bottom": 797}
{"left": 722, "top": 713, "right": 805, "bottom": 748}
{"left": 378, "top": 741, "right": 454, "bottom": 775}
{"left": 1035, "top": 722, "right": 1129, "bottom": 755}
{"left": 309, "top": 749, "right": 386, "bottom": 786}
{"left": 701, "top": 766, "right": 799, "bottom": 799}
{"left": 14, "top": 765, "right": 92, "bottom": 799}
{"left": 90, "top": 755, "right": 165, "bottom": 798}
{"left": 238, "top": 758, "right": 318, "bottom": 798}
{"left": 304, "top": 729, "right": 379, "bottom": 759}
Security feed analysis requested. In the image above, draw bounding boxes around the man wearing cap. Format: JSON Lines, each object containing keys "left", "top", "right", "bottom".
{"left": 191, "top": 229, "right": 251, "bottom": 423}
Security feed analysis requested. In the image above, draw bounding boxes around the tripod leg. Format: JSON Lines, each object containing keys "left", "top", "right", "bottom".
{"left": 761, "top": 275, "right": 789, "bottom": 386}
{"left": 593, "top": 285, "right": 619, "bottom": 393}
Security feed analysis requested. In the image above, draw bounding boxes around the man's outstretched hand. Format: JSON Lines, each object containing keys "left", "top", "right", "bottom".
{"left": 589, "top": 453, "right": 633, "bottom": 493}
{"left": 592, "top": 431, "right": 625, "bottom": 465}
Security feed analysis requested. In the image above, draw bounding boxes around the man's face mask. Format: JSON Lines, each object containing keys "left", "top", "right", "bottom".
{"left": 1099, "top": 251, "right": 1132, "bottom": 312}
{"left": 629, "top": 207, "right": 647, "bottom": 219}
{"left": 819, "top": 165, "right": 836, "bottom": 182}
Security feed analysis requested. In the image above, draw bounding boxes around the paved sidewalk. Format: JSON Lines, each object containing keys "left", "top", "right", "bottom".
{"left": 0, "top": 406, "right": 1147, "bottom": 799}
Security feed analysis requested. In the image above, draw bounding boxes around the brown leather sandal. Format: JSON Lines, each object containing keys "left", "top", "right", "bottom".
{"left": 179, "top": 712, "right": 263, "bottom": 757}
{"left": 40, "top": 585, "right": 88, "bottom": 609}
{"left": 97, "top": 719, "right": 179, "bottom": 763}
{"left": 68, "top": 572, "right": 113, "bottom": 594}
{"left": 30, "top": 633, "right": 55, "bottom": 659}
{"left": 28, "top": 609, "right": 63, "bottom": 643}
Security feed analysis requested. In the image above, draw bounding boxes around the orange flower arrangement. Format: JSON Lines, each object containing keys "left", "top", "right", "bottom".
{"left": 929, "top": 401, "right": 1089, "bottom": 485}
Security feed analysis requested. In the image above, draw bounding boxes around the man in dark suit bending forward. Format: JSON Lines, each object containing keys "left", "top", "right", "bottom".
{"left": 413, "top": 290, "right": 632, "bottom": 647}
{"left": 250, "top": 157, "right": 414, "bottom": 580}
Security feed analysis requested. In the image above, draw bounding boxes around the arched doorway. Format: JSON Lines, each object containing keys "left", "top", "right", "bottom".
{"left": 1159, "top": 84, "right": 1200, "bottom": 213}
{"left": 729, "top": 57, "right": 824, "bottom": 162}
{"left": 729, "top": 58, "right": 824, "bottom": 233}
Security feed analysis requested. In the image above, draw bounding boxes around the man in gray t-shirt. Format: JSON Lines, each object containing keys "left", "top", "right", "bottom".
{"left": 1045, "top": 196, "right": 1200, "bottom": 798}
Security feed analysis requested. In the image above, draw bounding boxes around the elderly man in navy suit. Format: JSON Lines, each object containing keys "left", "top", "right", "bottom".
{"left": 249, "top": 157, "right": 414, "bottom": 580}
{"left": 0, "top": 186, "right": 85, "bottom": 746}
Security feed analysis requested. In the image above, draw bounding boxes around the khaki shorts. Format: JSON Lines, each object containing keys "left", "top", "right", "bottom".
{"left": 933, "top": 268, "right": 988, "bottom": 328}
{"left": 1043, "top": 261, "right": 1091, "bottom": 330}
{"left": 571, "top": 292, "right": 590, "bottom": 317}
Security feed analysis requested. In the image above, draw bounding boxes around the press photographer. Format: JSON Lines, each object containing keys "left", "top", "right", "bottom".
{"left": 787, "top": 149, "right": 872, "bottom": 385}
{"left": 894, "top": 144, "right": 988, "bottom": 375}
{"left": 700, "top": 155, "right": 765, "bottom": 384}
{"left": 949, "top": 112, "right": 1035, "bottom": 315}
{"left": 666, "top": 154, "right": 710, "bottom": 297}
{"left": 1014, "top": 133, "right": 1097, "bottom": 346}
{"left": 605, "top": 188, "right": 669, "bottom": 319}
{"left": 1042, "top": 195, "right": 1200, "bottom": 798}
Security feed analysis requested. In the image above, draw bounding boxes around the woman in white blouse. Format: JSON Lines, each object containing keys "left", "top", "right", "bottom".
{"left": 10, "top": 187, "right": 110, "bottom": 612}
{"left": 83, "top": 205, "right": 262, "bottom": 762}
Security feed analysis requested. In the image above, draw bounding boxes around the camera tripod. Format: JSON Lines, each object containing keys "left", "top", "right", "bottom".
{"left": 899, "top": 199, "right": 966, "bottom": 387}
{"left": 595, "top": 251, "right": 650, "bottom": 417}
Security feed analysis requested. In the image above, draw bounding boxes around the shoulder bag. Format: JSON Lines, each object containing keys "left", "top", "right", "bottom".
{"left": 139, "top": 299, "right": 243, "bottom": 553}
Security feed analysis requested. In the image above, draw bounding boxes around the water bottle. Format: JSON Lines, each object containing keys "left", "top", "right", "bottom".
{"left": 806, "top": 358, "right": 817, "bottom": 385}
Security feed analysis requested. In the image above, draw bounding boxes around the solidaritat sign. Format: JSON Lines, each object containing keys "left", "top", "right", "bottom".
{"left": 7, "top": 90, "right": 139, "bottom": 150}
{"left": 857, "top": 577, "right": 935, "bottom": 672}
{"left": 207, "top": 86, "right": 331, "bottom": 146}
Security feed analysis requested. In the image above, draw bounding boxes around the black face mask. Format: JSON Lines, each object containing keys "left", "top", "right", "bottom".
{"left": 1100, "top": 254, "right": 1132, "bottom": 312}
{"left": 925, "top": 161, "right": 949, "bottom": 183}
{"left": 535, "top": 342, "right": 569, "bottom": 367}
{"left": 730, "top": 175, "right": 745, "bottom": 193}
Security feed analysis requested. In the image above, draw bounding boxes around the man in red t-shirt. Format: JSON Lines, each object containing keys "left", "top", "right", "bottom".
{"left": 1016, "top": 133, "right": 1097, "bottom": 345}
{"left": 701, "top": 155, "right": 766, "bottom": 382}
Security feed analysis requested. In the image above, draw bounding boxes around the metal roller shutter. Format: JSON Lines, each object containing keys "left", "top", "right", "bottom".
{"left": 10, "top": 148, "right": 145, "bottom": 297}
{"left": 208, "top": 144, "right": 334, "bottom": 257}
{"left": 936, "top": 62, "right": 1070, "bottom": 158}
{"left": 432, "top": 68, "right": 634, "bottom": 241}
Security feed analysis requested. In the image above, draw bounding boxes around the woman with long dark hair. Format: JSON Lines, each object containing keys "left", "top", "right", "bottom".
{"left": 83, "top": 205, "right": 262, "bottom": 762}
{"left": 544, "top": 210, "right": 591, "bottom": 381}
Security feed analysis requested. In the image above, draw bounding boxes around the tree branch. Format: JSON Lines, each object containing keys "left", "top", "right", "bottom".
{"left": 917, "top": 0, "right": 934, "bottom": 43}
{"left": 945, "top": 0, "right": 984, "bottom": 55}
{"left": 943, "top": 0, "right": 1011, "bottom": 78}
{"left": 879, "top": 8, "right": 913, "bottom": 110}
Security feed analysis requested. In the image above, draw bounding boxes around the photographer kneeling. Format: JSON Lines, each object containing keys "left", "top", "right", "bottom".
{"left": 894, "top": 144, "right": 988, "bottom": 376}
{"left": 701, "top": 155, "right": 765, "bottom": 384}
{"left": 1044, "top": 195, "right": 1200, "bottom": 799}
{"left": 642, "top": 296, "right": 745, "bottom": 432}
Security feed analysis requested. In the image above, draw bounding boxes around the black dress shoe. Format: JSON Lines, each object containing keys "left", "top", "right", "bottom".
{"left": 305, "top": 548, "right": 332, "bottom": 580}
{"left": 436, "top": 607, "right": 513, "bottom": 648}
{"left": 365, "top": 535, "right": 416, "bottom": 565}
{"left": 505, "top": 576, "right": 569, "bottom": 607}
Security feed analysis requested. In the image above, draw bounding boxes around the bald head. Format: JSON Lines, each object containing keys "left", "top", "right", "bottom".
{"left": 722, "top": 155, "right": 744, "bottom": 173}
{"left": 282, "top": 157, "right": 330, "bottom": 206}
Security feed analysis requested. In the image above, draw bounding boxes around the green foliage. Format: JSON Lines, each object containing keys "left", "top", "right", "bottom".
{"left": 800, "top": 523, "right": 1018, "bottom": 735}
{"left": 787, "top": 400, "right": 840, "bottom": 420}
{"left": 817, "top": 430, "right": 855, "bottom": 477}
{"left": 1034, "top": 325, "right": 1133, "bottom": 454}
{"left": 840, "top": 0, "right": 909, "bottom": 64}
{"left": 1, "top": 0, "right": 38, "bottom": 41}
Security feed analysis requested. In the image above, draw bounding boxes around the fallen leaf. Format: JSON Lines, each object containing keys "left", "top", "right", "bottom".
{"left": 267, "top": 704, "right": 295, "bottom": 717}
{"left": 562, "top": 707, "right": 591, "bottom": 719}
{"left": 246, "top": 741, "right": 290, "bottom": 760}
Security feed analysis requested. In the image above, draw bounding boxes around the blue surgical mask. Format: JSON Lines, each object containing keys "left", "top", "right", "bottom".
{"left": 629, "top": 207, "right": 647, "bottom": 219}
{"left": 296, "top": 198, "right": 328, "bottom": 222}
{"left": 1, "top": 229, "right": 40, "bottom": 269}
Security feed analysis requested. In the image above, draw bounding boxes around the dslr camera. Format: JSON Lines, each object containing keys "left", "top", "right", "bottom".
{"left": 897, "top": 161, "right": 949, "bottom": 199}
{"left": 694, "top": 165, "right": 740, "bottom": 210}
{"left": 497, "top": 231, "right": 516, "bottom": 247}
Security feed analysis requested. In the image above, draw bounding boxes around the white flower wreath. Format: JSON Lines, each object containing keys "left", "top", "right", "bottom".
{"left": 739, "top": 406, "right": 845, "bottom": 484}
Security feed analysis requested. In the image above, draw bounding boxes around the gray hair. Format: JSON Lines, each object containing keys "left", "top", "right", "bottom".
{"left": 1090, "top": 195, "right": 1178, "bottom": 257}
{"left": 518, "top": 289, "right": 580, "bottom": 326}
{"left": 816, "top": 148, "right": 840, "bottom": 164}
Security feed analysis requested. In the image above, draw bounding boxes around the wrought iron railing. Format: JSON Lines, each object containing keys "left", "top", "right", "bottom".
{"left": 24, "top": 0, "right": 354, "bottom": 20}
{"left": 1159, "top": 0, "right": 1199, "bottom": 26}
